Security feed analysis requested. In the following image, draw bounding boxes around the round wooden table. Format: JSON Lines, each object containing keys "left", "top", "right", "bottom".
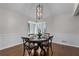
{"left": 22, "top": 36, "right": 53, "bottom": 56}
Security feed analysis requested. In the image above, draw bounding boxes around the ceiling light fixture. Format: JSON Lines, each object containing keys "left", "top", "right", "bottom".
{"left": 36, "top": 4, "right": 43, "bottom": 21}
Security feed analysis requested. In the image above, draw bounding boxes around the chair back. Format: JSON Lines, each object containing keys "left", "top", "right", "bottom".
{"left": 48, "top": 36, "right": 53, "bottom": 43}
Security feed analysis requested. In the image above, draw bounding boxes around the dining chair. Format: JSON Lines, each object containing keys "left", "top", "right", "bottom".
{"left": 21, "top": 37, "right": 38, "bottom": 56}
{"left": 41, "top": 36, "right": 53, "bottom": 56}
{"left": 48, "top": 36, "right": 54, "bottom": 55}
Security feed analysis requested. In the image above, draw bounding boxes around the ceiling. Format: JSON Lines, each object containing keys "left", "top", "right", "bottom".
{"left": 0, "top": 3, "right": 76, "bottom": 19}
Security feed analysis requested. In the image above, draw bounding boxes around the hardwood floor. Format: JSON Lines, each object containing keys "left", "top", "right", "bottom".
{"left": 0, "top": 44, "right": 23, "bottom": 56}
{"left": 53, "top": 43, "right": 79, "bottom": 56}
{"left": 0, "top": 43, "right": 79, "bottom": 56}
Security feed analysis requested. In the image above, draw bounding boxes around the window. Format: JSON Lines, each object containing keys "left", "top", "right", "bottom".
{"left": 28, "top": 21, "right": 47, "bottom": 34}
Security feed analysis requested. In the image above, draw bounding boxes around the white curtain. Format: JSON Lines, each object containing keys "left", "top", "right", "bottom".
{"left": 28, "top": 21, "right": 47, "bottom": 34}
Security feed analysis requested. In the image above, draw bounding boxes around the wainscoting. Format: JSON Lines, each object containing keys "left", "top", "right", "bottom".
{"left": 0, "top": 43, "right": 79, "bottom": 56}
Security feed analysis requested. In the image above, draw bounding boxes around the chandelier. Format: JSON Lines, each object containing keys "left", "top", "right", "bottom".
{"left": 36, "top": 4, "right": 43, "bottom": 21}
{"left": 28, "top": 4, "right": 47, "bottom": 35}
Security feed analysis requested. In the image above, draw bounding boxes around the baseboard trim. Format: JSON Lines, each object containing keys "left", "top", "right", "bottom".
{"left": 0, "top": 42, "right": 22, "bottom": 50}
{"left": 53, "top": 41, "right": 79, "bottom": 48}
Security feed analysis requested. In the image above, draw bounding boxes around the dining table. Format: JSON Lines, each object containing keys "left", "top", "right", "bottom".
{"left": 22, "top": 34, "right": 53, "bottom": 56}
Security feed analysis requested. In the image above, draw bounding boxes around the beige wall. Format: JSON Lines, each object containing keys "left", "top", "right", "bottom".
{"left": 0, "top": 7, "right": 79, "bottom": 49}
{"left": 44, "top": 15, "right": 79, "bottom": 47}
{"left": 0, "top": 8, "right": 29, "bottom": 49}
{"left": 45, "top": 15, "right": 79, "bottom": 35}
{"left": 0, "top": 9, "right": 29, "bottom": 34}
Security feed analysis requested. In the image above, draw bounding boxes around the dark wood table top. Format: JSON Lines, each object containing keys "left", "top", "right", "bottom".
{"left": 22, "top": 37, "right": 50, "bottom": 43}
